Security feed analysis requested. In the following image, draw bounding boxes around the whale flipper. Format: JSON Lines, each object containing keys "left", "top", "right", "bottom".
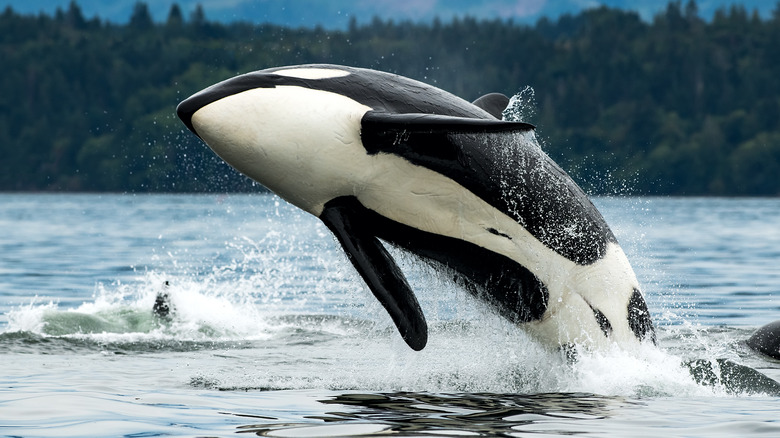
{"left": 361, "top": 112, "right": 534, "bottom": 141}
{"left": 686, "top": 358, "right": 780, "bottom": 396}
{"left": 320, "top": 197, "right": 428, "bottom": 351}
{"left": 472, "top": 93, "right": 511, "bottom": 119}
{"left": 361, "top": 112, "right": 614, "bottom": 265}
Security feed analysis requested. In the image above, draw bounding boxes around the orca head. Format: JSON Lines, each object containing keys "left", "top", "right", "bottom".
{"left": 177, "top": 66, "right": 370, "bottom": 215}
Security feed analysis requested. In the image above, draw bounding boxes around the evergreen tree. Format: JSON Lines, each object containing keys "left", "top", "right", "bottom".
{"left": 129, "top": 1, "right": 153, "bottom": 29}
{"left": 167, "top": 3, "right": 184, "bottom": 27}
{"left": 0, "top": 1, "right": 778, "bottom": 195}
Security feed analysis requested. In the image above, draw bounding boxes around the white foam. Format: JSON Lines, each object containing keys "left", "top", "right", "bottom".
{"left": 6, "top": 299, "right": 57, "bottom": 333}
{"left": 2, "top": 224, "right": 768, "bottom": 398}
{"left": 565, "top": 343, "right": 716, "bottom": 397}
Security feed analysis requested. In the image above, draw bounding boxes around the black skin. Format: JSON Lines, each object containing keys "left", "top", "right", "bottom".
{"left": 320, "top": 196, "right": 548, "bottom": 351}
{"left": 686, "top": 358, "right": 780, "bottom": 396}
{"left": 153, "top": 280, "right": 173, "bottom": 320}
{"left": 746, "top": 321, "right": 780, "bottom": 360}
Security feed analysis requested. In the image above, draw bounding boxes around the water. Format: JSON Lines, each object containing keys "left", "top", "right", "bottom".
{"left": 1, "top": 193, "right": 779, "bottom": 437}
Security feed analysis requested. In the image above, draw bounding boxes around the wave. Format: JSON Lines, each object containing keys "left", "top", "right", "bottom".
{"left": 1, "top": 267, "right": 366, "bottom": 352}
{"left": 2, "top": 255, "right": 779, "bottom": 398}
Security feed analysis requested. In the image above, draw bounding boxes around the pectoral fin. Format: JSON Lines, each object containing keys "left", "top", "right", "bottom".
{"left": 320, "top": 196, "right": 428, "bottom": 351}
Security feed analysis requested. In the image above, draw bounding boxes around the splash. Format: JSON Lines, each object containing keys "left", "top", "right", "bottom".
{"left": 3, "top": 199, "right": 778, "bottom": 398}
{"left": 502, "top": 86, "right": 536, "bottom": 124}
{"left": 1, "top": 225, "right": 355, "bottom": 348}
{"left": 4, "top": 272, "right": 271, "bottom": 343}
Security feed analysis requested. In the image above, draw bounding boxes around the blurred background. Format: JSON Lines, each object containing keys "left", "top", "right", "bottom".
{"left": 1, "top": 0, "right": 779, "bottom": 195}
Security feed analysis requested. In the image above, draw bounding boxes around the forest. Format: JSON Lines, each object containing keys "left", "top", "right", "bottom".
{"left": 1, "top": 1, "right": 779, "bottom": 195}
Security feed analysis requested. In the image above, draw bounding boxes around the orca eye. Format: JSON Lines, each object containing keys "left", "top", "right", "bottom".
{"left": 588, "top": 304, "right": 612, "bottom": 337}
{"left": 628, "top": 288, "right": 656, "bottom": 344}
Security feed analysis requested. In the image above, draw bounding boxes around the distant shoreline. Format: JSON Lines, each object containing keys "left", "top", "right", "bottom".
{"left": 2, "top": 2, "right": 779, "bottom": 196}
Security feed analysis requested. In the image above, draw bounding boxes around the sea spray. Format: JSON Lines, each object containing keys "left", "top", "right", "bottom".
{"left": 3, "top": 195, "right": 777, "bottom": 397}
{"left": 502, "top": 86, "right": 537, "bottom": 124}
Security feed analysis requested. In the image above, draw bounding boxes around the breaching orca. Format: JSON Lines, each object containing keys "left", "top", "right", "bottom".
{"left": 176, "top": 64, "right": 655, "bottom": 352}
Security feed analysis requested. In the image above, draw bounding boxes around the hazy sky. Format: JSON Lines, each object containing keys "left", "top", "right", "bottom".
{"left": 2, "top": 0, "right": 777, "bottom": 28}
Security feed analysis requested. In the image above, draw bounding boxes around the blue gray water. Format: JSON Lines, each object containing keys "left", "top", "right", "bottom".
{"left": 1, "top": 193, "right": 779, "bottom": 437}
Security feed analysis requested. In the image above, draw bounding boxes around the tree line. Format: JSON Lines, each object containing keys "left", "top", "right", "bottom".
{"left": 1, "top": 1, "right": 779, "bottom": 195}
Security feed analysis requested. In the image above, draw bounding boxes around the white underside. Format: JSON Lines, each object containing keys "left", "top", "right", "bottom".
{"left": 191, "top": 83, "right": 645, "bottom": 350}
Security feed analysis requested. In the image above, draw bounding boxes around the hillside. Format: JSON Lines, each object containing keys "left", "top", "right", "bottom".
{"left": 1, "top": 1, "right": 779, "bottom": 195}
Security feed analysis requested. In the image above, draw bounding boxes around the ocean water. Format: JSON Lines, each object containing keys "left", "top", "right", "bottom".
{"left": 1, "top": 193, "right": 779, "bottom": 437}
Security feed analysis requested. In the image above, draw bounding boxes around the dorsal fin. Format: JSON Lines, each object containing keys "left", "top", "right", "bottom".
{"left": 472, "top": 93, "right": 510, "bottom": 119}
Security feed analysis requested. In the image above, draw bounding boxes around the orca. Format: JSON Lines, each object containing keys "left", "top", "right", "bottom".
{"left": 176, "top": 64, "right": 655, "bottom": 352}
{"left": 746, "top": 321, "right": 780, "bottom": 360}
{"left": 686, "top": 358, "right": 780, "bottom": 395}
{"left": 153, "top": 280, "right": 174, "bottom": 320}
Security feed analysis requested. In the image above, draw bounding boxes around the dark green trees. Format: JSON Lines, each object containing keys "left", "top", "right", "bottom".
{"left": 1, "top": 1, "right": 778, "bottom": 195}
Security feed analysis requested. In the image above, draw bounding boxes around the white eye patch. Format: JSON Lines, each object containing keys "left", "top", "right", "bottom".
{"left": 274, "top": 68, "right": 351, "bottom": 79}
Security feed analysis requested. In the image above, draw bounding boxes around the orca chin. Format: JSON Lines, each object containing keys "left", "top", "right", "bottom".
{"left": 176, "top": 63, "right": 656, "bottom": 352}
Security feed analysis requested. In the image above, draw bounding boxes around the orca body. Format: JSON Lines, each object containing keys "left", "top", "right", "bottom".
{"left": 177, "top": 64, "right": 655, "bottom": 351}
{"left": 153, "top": 281, "right": 174, "bottom": 321}
{"left": 747, "top": 321, "right": 780, "bottom": 360}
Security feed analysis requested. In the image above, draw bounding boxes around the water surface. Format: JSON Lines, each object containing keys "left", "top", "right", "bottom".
{"left": 1, "top": 194, "right": 779, "bottom": 437}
